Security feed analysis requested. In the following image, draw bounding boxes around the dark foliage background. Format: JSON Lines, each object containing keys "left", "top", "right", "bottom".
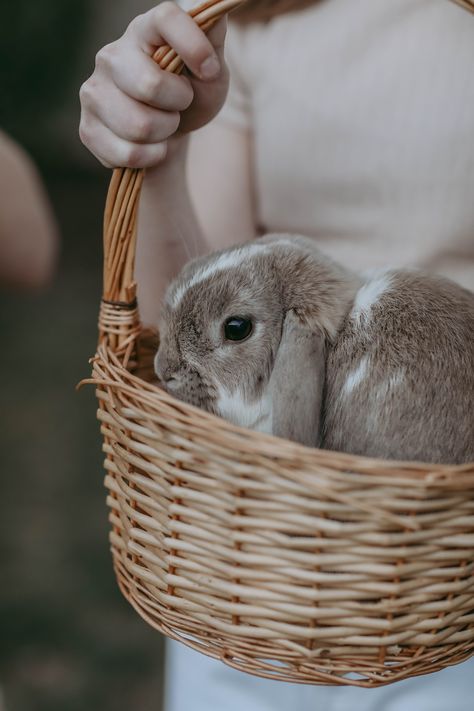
{"left": 0, "top": 1, "right": 87, "bottom": 161}
{"left": 0, "top": 2, "right": 165, "bottom": 709}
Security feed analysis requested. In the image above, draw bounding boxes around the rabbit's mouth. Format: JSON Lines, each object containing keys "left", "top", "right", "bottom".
{"left": 162, "top": 371, "right": 218, "bottom": 415}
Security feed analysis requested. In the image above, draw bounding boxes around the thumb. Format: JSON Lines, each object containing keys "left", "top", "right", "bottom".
{"left": 205, "top": 16, "right": 227, "bottom": 59}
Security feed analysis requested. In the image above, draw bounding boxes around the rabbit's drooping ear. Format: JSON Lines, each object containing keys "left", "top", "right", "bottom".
{"left": 261, "top": 235, "right": 361, "bottom": 342}
{"left": 269, "top": 310, "right": 325, "bottom": 448}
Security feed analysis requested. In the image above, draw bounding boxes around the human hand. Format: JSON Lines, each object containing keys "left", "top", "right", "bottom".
{"left": 79, "top": 2, "right": 228, "bottom": 168}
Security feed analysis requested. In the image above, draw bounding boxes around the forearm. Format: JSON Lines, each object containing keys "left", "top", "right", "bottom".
{"left": 135, "top": 120, "right": 257, "bottom": 326}
{"left": 0, "top": 133, "right": 58, "bottom": 289}
{"left": 135, "top": 139, "right": 208, "bottom": 326}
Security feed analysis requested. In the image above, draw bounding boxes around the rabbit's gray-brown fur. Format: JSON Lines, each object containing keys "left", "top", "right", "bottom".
{"left": 324, "top": 270, "right": 474, "bottom": 462}
{"left": 155, "top": 235, "right": 474, "bottom": 464}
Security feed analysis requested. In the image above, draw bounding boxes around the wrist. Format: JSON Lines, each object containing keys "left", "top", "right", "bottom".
{"left": 144, "top": 135, "right": 189, "bottom": 186}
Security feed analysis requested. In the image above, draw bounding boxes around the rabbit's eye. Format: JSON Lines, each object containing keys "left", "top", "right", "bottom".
{"left": 224, "top": 317, "right": 253, "bottom": 342}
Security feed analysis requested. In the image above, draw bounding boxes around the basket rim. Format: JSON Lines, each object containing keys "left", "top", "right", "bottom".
{"left": 91, "top": 340, "right": 474, "bottom": 481}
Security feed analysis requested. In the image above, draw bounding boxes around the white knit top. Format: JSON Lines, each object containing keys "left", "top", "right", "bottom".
{"left": 215, "top": 0, "right": 474, "bottom": 290}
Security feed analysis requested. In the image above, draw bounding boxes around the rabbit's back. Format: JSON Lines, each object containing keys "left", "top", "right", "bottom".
{"left": 322, "top": 270, "right": 474, "bottom": 464}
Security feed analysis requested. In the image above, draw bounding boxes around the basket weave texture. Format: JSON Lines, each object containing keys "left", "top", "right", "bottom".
{"left": 87, "top": 0, "right": 474, "bottom": 687}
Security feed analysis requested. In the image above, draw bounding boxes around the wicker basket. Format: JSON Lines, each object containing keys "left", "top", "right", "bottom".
{"left": 85, "top": 0, "right": 474, "bottom": 688}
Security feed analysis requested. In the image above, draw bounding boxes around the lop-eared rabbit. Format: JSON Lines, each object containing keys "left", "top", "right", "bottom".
{"left": 155, "top": 235, "right": 474, "bottom": 464}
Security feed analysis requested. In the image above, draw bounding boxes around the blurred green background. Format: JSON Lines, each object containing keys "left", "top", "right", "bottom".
{"left": 0, "top": 1, "right": 166, "bottom": 709}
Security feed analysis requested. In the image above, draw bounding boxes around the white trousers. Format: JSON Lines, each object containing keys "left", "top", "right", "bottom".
{"left": 164, "top": 639, "right": 474, "bottom": 711}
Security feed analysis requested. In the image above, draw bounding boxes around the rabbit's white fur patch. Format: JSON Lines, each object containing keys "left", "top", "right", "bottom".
{"left": 343, "top": 356, "right": 370, "bottom": 396}
{"left": 215, "top": 386, "right": 273, "bottom": 433}
{"left": 168, "top": 238, "right": 295, "bottom": 309}
{"left": 377, "top": 369, "right": 406, "bottom": 398}
{"left": 351, "top": 272, "right": 393, "bottom": 326}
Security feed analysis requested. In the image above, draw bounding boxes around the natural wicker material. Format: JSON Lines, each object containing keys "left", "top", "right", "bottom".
{"left": 452, "top": 0, "right": 474, "bottom": 11}
{"left": 86, "top": 0, "right": 474, "bottom": 687}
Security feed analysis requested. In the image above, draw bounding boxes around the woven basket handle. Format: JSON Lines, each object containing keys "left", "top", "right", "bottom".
{"left": 99, "top": 0, "right": 246, "bottom": 354}
{"left": 452, "top": 0, "right": 474, "bottom": 10}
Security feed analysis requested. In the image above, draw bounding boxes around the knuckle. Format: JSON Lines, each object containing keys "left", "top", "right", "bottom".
{"left": 137, "top": 70, "right": 163, "bottom": 102}
{"left": 78, "top": 80, "right": 92, "bottom": 107}
{"left": 94, "top": 46, "right": 107, "bottom": 70}
{"left": 123, "top": 142, "right": 167, "bottom": 169}
{"left": 154, "top": 2, "right": 179, "bottom": 23}
{"left": 78, "top": 118, "right": 91, "bottom": 147}
{"left": 123, "top": 143, "right": 146, "bottom": 169}
{"left": 94, "top": 42, "right": 116, "bottom": 71}
{"left": 131, "top": 111, "right": 154, "bottom": 142}
{"left": 127, "top": 13, "right": 145, "bottom": 34}
{"left": 78, "top": 122, "right": 104, "bottom": 166}
{"left": 79, "top": 77, "right": 101, "bottom": 114}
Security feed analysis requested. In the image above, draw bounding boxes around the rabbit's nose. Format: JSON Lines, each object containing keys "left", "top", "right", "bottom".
{"left": 154, "top": 354, "right": 183, "bottom": 390}
{"left": 155, "top": 349, "right": 178, "bottom": 382}
{"left": 163, "top": 373, "right": 182, "bottom": 390}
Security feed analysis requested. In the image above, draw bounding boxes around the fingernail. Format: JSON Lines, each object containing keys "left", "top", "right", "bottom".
{"left": 200, "top": 55, "right": 220, "bottom": 80}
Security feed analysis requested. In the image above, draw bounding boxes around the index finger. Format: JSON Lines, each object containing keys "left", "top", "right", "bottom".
{"left": 129, "top": 2, "right": 221, "bottom": 81}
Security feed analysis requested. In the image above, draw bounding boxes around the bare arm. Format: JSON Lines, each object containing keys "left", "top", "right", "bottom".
{"left": 187, "top": 120, "right": 256, "bottom": 248}
{"left": 0, "top": 132, "right": 58, "bottom": 289}
{"left": 136, "top": 120, "right": 256, "bottom": 325}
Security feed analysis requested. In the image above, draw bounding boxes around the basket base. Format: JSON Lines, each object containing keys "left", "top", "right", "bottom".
{"left": 114, "top": 561, "right": 474, "bottom": 688}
